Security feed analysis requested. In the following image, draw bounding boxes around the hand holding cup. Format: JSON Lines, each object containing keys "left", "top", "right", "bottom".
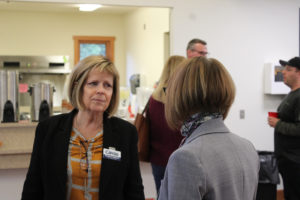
{"left": 268, "top": 112, "right": 279, "bottom": 127}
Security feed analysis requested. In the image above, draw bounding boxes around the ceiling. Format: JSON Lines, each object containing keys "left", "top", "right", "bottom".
{"left": 0, "top": 1, "right": 139, "bottom": 14}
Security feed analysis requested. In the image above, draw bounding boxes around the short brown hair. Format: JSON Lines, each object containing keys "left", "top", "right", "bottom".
{"left": 186, "top": 38, "right": 207, "bottom": 51}
{"left": 165, "top": 57, "right": 235, "bottom": 129}
{"left": 68, "top": 55, "right": 120, "bottom": 117}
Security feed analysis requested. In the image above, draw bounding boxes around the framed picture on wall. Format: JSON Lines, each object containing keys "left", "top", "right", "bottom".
{"left": 73, "top": 36, "right": 115, "bottom": 65}
{"left": 274, "top": 66, "right": 284, "bottom": 82}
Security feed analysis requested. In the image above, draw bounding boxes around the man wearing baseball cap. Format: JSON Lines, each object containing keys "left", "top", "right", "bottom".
{"left": 268, "top": 56, "right": 300, "bottom": 200}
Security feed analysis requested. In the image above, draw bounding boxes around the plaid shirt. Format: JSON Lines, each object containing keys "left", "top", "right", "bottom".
{"left": 67, "top": 128, "right": 103, "bottom": 200}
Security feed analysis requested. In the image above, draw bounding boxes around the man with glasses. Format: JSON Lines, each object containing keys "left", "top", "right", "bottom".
{"left": 268, "top": 57, "right": 300, "bottom": 200}
{"left": 186, "top": 38, "right": 208, "bottom": 58}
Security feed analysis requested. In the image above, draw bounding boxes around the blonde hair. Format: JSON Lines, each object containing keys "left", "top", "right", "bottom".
{"left": 152, "top": 55, "right": 186, "bottom": 102}
{"left": 165, "top": 57, "right": 236, "bottom": 129}
{"left": 68, "top": 55, "right": 120, "bottom": 117}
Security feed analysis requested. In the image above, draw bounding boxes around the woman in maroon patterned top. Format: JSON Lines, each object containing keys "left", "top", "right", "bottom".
{"left": 147, "top": 55, "right": 186, "bottom": 195}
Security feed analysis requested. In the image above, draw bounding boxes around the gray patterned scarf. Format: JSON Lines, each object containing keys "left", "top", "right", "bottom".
{"left": 180, "top": 112, "right": 222, "bottom": 139}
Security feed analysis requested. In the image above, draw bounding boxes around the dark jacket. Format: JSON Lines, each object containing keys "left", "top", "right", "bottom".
{"left": 275, "top": 88, "right": 300, "bottom": 164}
{"left": 22, "top": 109, "right": 145, "bottom": 200}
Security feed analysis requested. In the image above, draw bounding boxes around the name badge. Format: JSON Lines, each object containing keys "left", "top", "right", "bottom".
{"left": 103, "top": 147, "right": 121, "bottom": 161}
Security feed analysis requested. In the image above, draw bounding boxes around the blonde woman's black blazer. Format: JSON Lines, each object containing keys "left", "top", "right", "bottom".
{"left": 21, "top": 109, "right": 145, "bottom": 200}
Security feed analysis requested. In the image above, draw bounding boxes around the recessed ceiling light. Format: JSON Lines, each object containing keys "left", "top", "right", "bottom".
{"left": 79, "top": 4, "right": 102, "bottom": 12}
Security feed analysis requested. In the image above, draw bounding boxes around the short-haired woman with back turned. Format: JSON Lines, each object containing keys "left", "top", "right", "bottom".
{"left": 22, "top": 55, "right": 145, "bottom": 200}
{"left": 158, "top": 57, "right": 259, "bottom": 200}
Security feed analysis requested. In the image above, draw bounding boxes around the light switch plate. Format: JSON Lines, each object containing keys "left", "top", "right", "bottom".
{"left": 240, "top": 110, "right": 245, "bottom": 119}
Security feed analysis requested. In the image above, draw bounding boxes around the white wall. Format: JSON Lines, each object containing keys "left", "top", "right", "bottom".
{"left": 171, "top": 0, "right": 299, "bottom": 151}
{"left": 124, "top": 7, "right": 170, "bottom": 87}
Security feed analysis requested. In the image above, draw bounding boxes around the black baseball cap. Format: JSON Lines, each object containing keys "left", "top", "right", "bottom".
{"left": 279, "top": 57, "right": 300, "bottom": 70}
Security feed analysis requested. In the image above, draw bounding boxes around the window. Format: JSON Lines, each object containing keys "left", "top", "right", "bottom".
{"left": 73, "top": 36, "right": 115, "bottom": 65}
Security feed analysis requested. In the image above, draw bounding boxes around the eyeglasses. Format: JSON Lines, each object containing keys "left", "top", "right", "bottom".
{"left": 191, "top": 49, "right": 209, "bottom": 56}
{"left": 80, "top": 140, "right": 89, "bottom": 173}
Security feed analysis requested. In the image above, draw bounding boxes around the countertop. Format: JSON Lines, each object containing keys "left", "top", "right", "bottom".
{"left": 0, "top": 122, "right": 37, "bottom": 169}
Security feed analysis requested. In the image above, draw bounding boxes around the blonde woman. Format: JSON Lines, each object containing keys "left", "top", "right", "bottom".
{"left": 159, "top": 57, "right": 259, "bottom": 200}
{"left": 22, "top": 55, "right": 145, "bottom": 200}
{"left": 147, "top": 55, "right": 186, "bottom": 195}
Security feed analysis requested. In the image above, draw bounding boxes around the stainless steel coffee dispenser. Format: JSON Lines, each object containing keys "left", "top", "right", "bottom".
{"left": 0, "top": 70, "right": 19, "bottom": 122}
{"left": 28, "top": 83, "right": 55, "bottom": 122}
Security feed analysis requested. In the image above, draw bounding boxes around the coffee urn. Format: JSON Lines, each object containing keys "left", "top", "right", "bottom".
{"left": 28, "top": 83, "right": 55, "bottom": 122}
{"left": 0, "top": 70, "right": 19, "bottom": 123}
